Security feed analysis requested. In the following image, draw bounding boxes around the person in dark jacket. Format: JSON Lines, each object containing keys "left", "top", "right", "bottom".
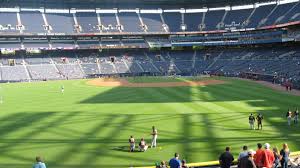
{"left": 238, "top": 149, "right": 257, "bottom": 168}
{"left": 219, "top": 147, "right": 234, "bottom": 168}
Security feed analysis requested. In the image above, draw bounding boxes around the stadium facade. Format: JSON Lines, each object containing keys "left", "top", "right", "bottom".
{"left": 0, "top": 0, "right": 299, "bottom": 88}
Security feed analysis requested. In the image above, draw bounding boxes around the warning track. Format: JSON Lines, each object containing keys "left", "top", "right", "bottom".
{"left": 87, "top": 78, "right": 226, "bottom": 88}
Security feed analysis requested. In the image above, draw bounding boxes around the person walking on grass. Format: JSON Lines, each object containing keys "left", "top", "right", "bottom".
{"left": 280, "top": 143, "right": 290, "bottom": 168}
{"left": 219, "top": 147, "right": 234, "bottom": 168}
{"left": 151, "top": 126, "right": 158, "bottom": 148}
{"left": 249, "top": 114, "right": 255, "bottom": 130}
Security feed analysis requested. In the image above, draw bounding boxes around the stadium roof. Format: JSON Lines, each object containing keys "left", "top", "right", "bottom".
{"left": 1, "top": 0, "right": 273, "bottom": 8}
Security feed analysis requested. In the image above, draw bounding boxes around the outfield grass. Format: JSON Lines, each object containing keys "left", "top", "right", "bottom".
{"left": 0, "top": 77, "right": 299, "bottom": 168}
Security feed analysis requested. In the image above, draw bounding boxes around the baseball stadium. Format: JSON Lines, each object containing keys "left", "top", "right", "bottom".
{"left": 0, "top": 0, "right": 300, "bottom": 167}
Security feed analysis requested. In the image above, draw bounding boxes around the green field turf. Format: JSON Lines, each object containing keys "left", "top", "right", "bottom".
{"left": 0, "top": 77, "right": 299, "bottom": 168}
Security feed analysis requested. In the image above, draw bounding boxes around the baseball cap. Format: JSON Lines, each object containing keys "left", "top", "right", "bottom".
{"left": 248, "top": 149, "right": 256, "bottom": 155}
{"left": 264, "top": 143, "right": 270, "bottom": 149}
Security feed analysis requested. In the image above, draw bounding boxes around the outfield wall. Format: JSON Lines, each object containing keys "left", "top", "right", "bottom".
{"left": 135, "top": 151, "right": 300, "bottom": 168}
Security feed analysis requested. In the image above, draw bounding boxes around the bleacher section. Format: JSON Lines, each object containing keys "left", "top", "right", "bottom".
{"left": 100, "top": 13, "right": 119, "bottom": 32}
{"left": 140, "top": 13, "right": 164, "bottom": 32}
{"left": 163, "top": 12, "right": 182, "bottom": 32}
{"left": 118, "top": 12, "right": 143, "bottom": 32}
{"left": 0, "top": 0, "right": 299, "bottom": 35}
{"left": 20, "top": 11, "right": 45, "bottom": 33}
{"left": 184, "top": 13, "right": 203, "bottom": 32}
{"left": 203, "top": 10, "right": 225, "bottom": 31}
{"left": 0, "top": 12, "right": 19, "bottom": 33}
{"left": 46, "top": 13, "right": 75, "bottom": 33}
{"left": 0, "top": 48, "right": 300, "bottom": 88}
{"left": 75, "top": 12, "right": 99, "bottom": 33}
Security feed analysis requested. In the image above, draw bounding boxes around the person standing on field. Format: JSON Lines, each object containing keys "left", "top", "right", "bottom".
{"left": 256, "top": 114, "right": 263, "bottom": 130}
{"left": 151, "top": 126, "right": 158, "bottom": 148}
{"left": 129, "top": 135, "right": 135, "bottom": 152}
{"left": 294, "top": 108, "right": 299, "bottom": 124}
{"left": 249, "top": 114, "right": 255, "bottom": 130}
{"left": 287, "top": 109, "right": 292, "bottom": 126}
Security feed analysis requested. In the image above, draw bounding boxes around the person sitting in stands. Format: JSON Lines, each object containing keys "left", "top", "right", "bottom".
{"left": 156, "top": 161, "right": 168, "bottom": 168}
{"left": 139, "top": 138, "right": 148, "bottom": 152}
{"left": 33, "top": 156, "right": 46, "bottom": 168}
{"left": 181, "top": 159, "right": 189, "bottom": 168}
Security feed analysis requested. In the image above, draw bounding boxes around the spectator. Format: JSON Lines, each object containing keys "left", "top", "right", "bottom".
{"left": 139, "top": 138, "right": 148, "bottom": 152}
{"left": 262, "top": 143, "right": 275, "bottom": 168}
{"left": 273, "top": 147, "right": 280, "bottom": 168}
{"left": 182, "top": 159, "right": 189, "bottom": 168}
{"left": 156, "top": 161, "right": 168, "bottom": 168}
{"left": 280, "top": 143, "right": 290, "bottom": 168}
{"left": 238, "top": 145, "right": 248, "bottom": 161}
{"left": 238, "top": 149, "right": 257, "bottom": 168}
{"left": 33, "top": 156, "right": 46, "bottom": 168}
{"left": 254, "top": 143, "right": 264, "bottom": 168}
{"left": 129, "top": 135, "right": 135, "bottom": 152}
{"left": 169, "top": 153, "right": 181, "bottom": 168}
{"left": 219, "top": 147, "right": 234, "bottom": 168}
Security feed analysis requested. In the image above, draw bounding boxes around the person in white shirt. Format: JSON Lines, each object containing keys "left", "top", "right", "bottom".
{"left": 151, "top": 126, "right": 158, "bottom": 148}
{"left": 139, "top": 138, "right": 148, "bottom": 152}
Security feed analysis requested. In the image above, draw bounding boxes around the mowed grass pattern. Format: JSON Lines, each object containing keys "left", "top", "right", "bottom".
{"left": 0, "top": 77, "right": 299, "bottom": 168}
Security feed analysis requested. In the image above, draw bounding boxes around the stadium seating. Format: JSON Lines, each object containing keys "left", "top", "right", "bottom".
{"left": 76, "top": 12, "right": 99, "bottom": 33}
{"left": 118, "top": 12, "right": 143, "bottom": 32}
{"left": 45, "top": 13, "right": 75, "bottom": 33}
{"left": 0, "top": 48, "right": 300, "bottom": 89}
{"left": 245, "top": 4, "right": 276, "bottom": 28}
{"left": 20, "top": 11, "right": 45, "bottom": 33}
{"left": 203, "top": 10, "right": 225, "bottom": 31}
{"left": 0, "top": 12, "right": 19, "bottom": 33}
{"left": 184, "top": 13, "right": 203, "bottom": 31}
{"left": 163, "top": 12, "right": 182, "bottom": 32}
{"left": 100, "top": 13, "right": 119, "bottom": 32}
{"left": 140, "top": 13, "right": 165, "bottom": 32}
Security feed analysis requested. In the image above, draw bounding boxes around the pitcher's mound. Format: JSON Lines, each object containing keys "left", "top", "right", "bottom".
{"left": 87, "top": 78, "right": 226, "bottom": 87}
